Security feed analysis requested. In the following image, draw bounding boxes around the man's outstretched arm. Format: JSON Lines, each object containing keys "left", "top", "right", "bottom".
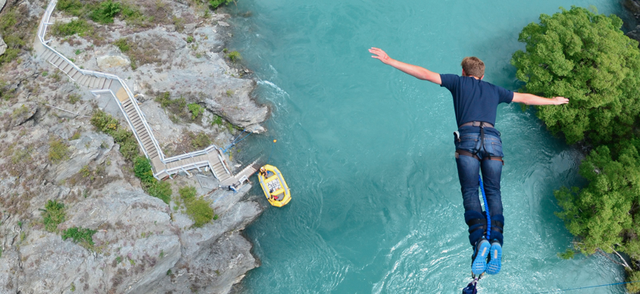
{"left": 369, "top": 47, "right": 442, "bottom": 85}
{"left": 512, "top": 93, "right": 569, "bottom": 105}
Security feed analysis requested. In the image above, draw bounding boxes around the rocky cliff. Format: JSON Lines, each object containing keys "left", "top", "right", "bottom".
{"left": 0, "top": 0, "right": 267, "bottom": 292}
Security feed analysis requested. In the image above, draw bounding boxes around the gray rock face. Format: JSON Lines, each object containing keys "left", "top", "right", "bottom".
{"left": 624, "top": 0, "right": 640, "bottom": 15}
{"left": 623, "top": 0, "right": 640, "bottom": 44}
{"left": 9, "top": 102, "right": 38, "bottom": 127}
{"left": 0, "top": 34, "right": 6, "bottom": 57}
{"left": 14, "top": 186, "right": 182, "bottom": 294}
{"left": 154, "top": 185, "right": 263, "bottom": 293}
{"left": 1, "top": 179, "right": 263, "bottom": 294}
{"left": 50, "top": 132, "right": 116, "bottom": 183}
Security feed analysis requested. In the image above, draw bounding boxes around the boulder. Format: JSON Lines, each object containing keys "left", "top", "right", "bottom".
{"left": 10, "top": 102, "right": 38, "bottom": 127}
{"left": 0, "top": 34, "right": 6, "bottom": 57}
{"left": 96, "top": 54, "right": 131, "bottom": 69}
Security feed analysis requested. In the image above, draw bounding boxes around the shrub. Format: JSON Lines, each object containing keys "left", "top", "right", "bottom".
{"left": 41, "top": 200, "right": 65, "bottom": 232}
{"left": 179, "top": 186, "right": 197, "bottom": 201}
{"left": 90, "top": 0, "right": 121, "bottom": 24}
{"left": 114, "top": 38, "right": 130, "bottom": 53}
{"left": 68, "top": 94, "right": 81, "bottom": 104}
{"left": 226, "top": 50, "right": 241, "bottom": 62}
{"left": 57, "top": 0, "right": 85, "bottom": 16}
{"left": 90, "top": 110, "right": 139, "bottom": 161}
{"left": 70, "top": 130, "right": 81, "bottom": 140}
{"left": 187, "top": 103, "right": 204, "bottom": 120}
{"left": 172, "top": 16, "right": 185, "bottom": 32}
{"left": 133, "top": 155, "right": 172, "bottom": 203}
{"left": 51, "top": 19, "right": 92, "bottom": 37}
{"left": 155, "top": 92, "right": 172, "bottom": 108}
{"left": 120, "top": 4, "right": 147, "bottom": 26}
{"left": 209, "top": 0, "right": 233, "bottom": 9}
{"left": 134, "top": 156, "right": 154, "bottom": 184}
{"left": 133, "top": 156, "right": 172, "bottom": 204}
{"left": 211, "top": 115, "right": 223, "bottom": 126}
{"left": 147, "top": 181, "right": 171, "bottom": 204}
{"left": 62, "top": 227, "right": 97, "bottom": 247}
{"left": 0, "top": 8, "right": 24, "bottom": 65}
{"left": 186, "top": 197, "right": 214, "bottom": 228}
{"left": 179, "top": 186, "right": 214, "bottom": 228}
{"left": 0, "top": 5, "right": 39, "bottom": 66}
{"left": 90, "top": 109, "right": 118, "bottom": 132}
{"left": 511, "top": 6, "right": 640, "bottom": 145}
{"left": 11, "top": 146, "right": 32, "bottom": 164}
{"left": 49, "top": 138, "right": 70, "bottom": 164}
{"left": 190, "top": 132, "right": 211, "bottom": 149}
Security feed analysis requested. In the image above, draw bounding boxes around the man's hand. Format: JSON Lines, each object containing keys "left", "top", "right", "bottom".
{"left": 369, "top": 47, "right": 392, "bottom": 64}
{"left": 551, "top": 96, "right": 570, "bottom": 105}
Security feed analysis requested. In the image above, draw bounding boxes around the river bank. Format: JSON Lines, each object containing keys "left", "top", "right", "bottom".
{"left": 0, "top": 0, "right": 267, "bottom": 292}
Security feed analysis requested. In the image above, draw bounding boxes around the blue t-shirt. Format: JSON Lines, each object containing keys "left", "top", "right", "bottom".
{"left": 440, "top": 74, "right": 514, "bottom": 127}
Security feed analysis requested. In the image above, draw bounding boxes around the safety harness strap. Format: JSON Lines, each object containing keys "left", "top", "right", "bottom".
{"left": 456, "top": 149, "right": 504, "bottom": 164}
{"left": 491, "top": 220, "right": 504, "bottom": 234}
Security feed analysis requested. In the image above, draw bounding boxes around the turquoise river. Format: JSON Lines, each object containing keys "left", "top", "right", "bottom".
{"left": 227, "top": 0, "right": 627, "bottom": 293}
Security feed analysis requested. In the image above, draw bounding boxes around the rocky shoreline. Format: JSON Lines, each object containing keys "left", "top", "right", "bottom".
{"left": 0, "top": 0, "right": 268, "bottom": 292}
{"left": 621, "top": 0, "right": 640, "bottom": 42}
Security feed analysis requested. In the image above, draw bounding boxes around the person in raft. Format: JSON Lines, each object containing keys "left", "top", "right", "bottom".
{"left": 369, "top": 47, "right": 569, "bottom": 276}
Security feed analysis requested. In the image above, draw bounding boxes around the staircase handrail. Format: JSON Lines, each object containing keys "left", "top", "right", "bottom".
{"left": 37, "top": 0, "right": 165, "bottom": 162}
{"left": 162, "top": 144, "right": 220, "bottom": 163}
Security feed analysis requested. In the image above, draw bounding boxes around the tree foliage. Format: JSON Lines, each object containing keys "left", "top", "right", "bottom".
{"left": 511, "top": 6, "right": 640, "bottom": 144}
{"left": 555, "top": 142, "right": 640, "bottom": 256}
{"left": 209, "top": 0, "right": 233, "bottom": 10}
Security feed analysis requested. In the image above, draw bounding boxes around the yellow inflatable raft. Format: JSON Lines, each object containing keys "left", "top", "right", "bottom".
{"left": 258, "top": 164, "right": 291, "bottom": 207}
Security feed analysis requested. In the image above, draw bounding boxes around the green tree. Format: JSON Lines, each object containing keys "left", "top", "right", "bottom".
{"left": 511, "top": 6, "right": 640, "bottom": 144}
{"left": 555, "top": 142, "right": 640, "bottom": 256}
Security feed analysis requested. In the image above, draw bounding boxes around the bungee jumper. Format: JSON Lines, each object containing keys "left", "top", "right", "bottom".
{"left": 368, "top": 48, "right": 569, "bottom": 286}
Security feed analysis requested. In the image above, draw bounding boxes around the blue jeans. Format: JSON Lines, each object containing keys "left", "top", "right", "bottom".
{"left": 454, "top": 126, "right": 504, "bottom": 246}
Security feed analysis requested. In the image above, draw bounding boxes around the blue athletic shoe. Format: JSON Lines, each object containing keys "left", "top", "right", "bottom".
{"left": 471, "top": 238, "right": 490, "bottom": 275}
{"left": 486, "top": 241, "right": 502, "bottom": 275}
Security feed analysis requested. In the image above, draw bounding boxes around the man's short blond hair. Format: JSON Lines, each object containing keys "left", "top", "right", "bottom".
{"left": 461, "top": 57, "right": 485, "bottom": 78}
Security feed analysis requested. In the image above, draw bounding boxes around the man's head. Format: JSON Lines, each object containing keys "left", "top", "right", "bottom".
{"left": 461, "top": 57, "right": 485, "bottom": 79}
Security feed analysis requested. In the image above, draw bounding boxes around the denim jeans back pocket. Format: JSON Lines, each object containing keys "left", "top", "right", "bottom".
{"left": 455, "top": 134, "right": 480, "bottom": 153}
{"left": 483, "top": 137, "right": 504, "bottom": 157}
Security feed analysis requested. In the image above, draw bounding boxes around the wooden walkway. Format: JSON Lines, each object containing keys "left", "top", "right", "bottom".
{"left": 36, "top": 0, "right": 257, "bottom": 185}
